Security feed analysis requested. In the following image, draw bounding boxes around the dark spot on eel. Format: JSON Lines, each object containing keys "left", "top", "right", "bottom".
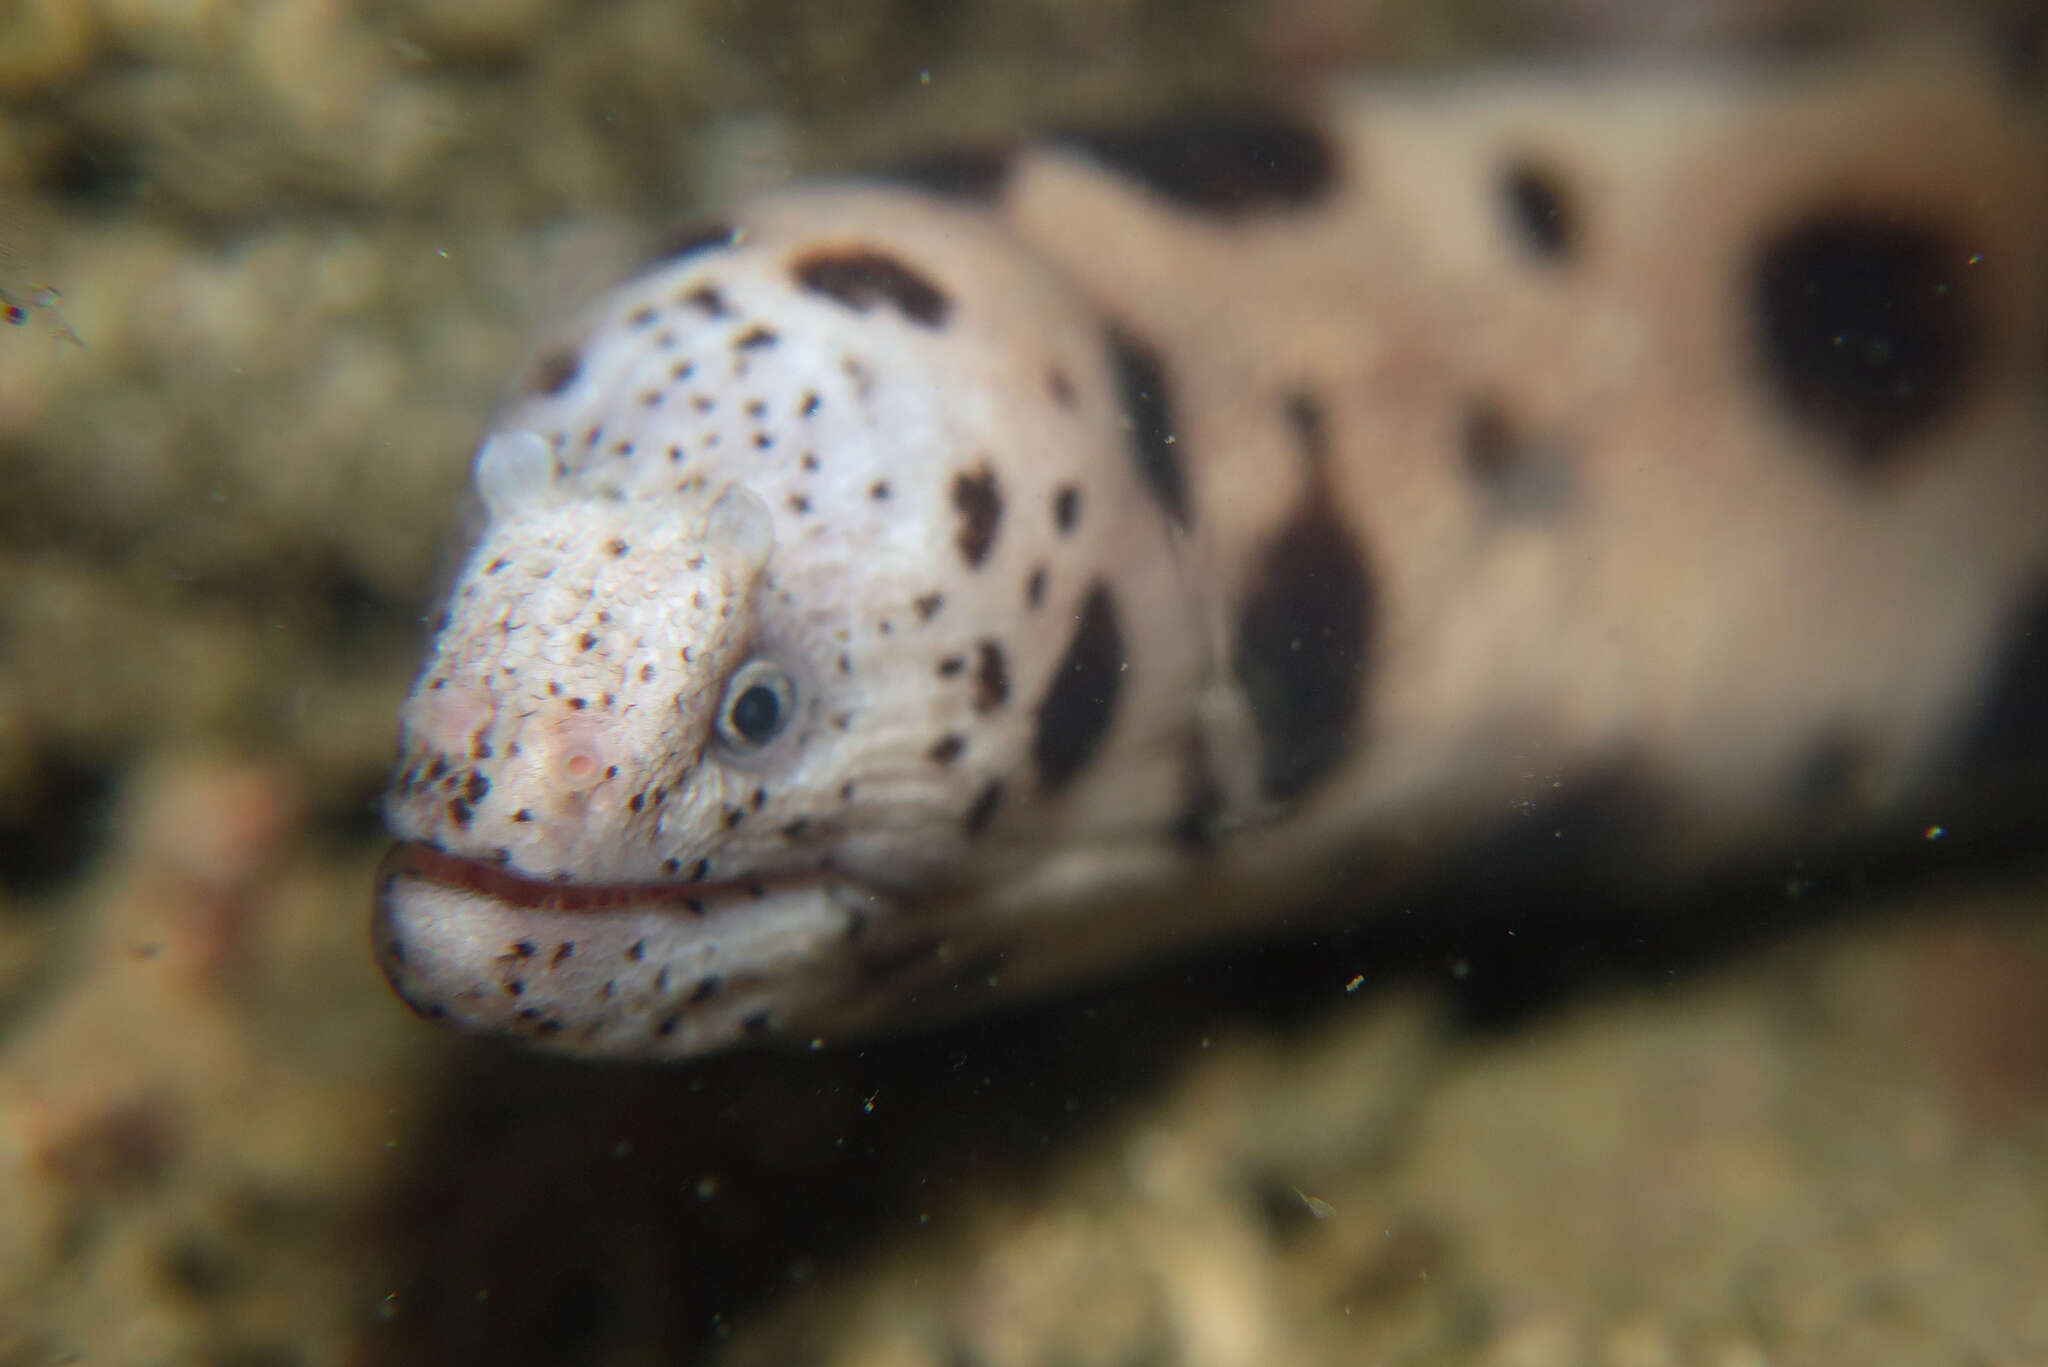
{"left": 951, "top": 463, "right": 1002, "bottom": 568}
{"left": 1033, "top": 581, "right": 1123, "bottom": 792}
{"left": 1751, "top": 208, "right": 1985, "bottom": 464}
{"left": 1234, "top": 395, "right": 1375, "bottom": 799}
{"left": 793, "top": 248, "right": 952, "bottom": 328}
{"left": 1059, "top": 112, "right": 1338, "bottom": 215}
{"left": 1501, "top": 160, "right": 1578, "bottom": 260}
{"left": 965, "top": 780, "right": 1003, "bottom": 836}
{"left": 973, "top": 640, "right": 1009, "bottom": 712}
{"left": 1107, "top": 325, "right": 1191, "bottom": 528}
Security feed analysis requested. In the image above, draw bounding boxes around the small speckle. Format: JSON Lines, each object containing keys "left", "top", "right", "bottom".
{"left": 914, "top": 592, "right": 945, "bottom": 622}
{"left": 929, "top": 734, "right": 966, "bottom": 765}
{"left": 965, "top": 779, "right": 1003, "bottom": 835}
{"left": 870, "top": 480, "right": 891, "bottom": 501}
{"left": 952, "top": 463, "right": 1003, "bottom": 568}
{"left": 974, "top": 641, "right": 1009, "bottom": 712}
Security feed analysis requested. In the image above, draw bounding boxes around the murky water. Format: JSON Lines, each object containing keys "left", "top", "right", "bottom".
{"left": 1, "top": 4, "right": 2043, "bottom": 1364}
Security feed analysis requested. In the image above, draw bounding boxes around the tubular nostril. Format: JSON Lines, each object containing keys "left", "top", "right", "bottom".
{"left": 535, "top": 714, "right": 612, "bottom": 793}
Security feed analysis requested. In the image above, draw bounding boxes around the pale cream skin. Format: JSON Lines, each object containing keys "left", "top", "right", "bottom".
{"left": 378, "top": 47, "right": 2048, "bottom": 1060}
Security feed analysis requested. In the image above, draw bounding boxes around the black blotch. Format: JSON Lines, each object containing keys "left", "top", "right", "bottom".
{"left": 870, "top": 480, "right": 891, "bottom": 501}
{"left": 1053, "top": 484, "right": 1081, "bottom": 534}
{"left": 734, "top": 324, "right": 778, "bottom": 349}
{"left": 650, "top": 219, "right": 738, "bottom": 265}
{"left": 973, "top": 641, "right": 1009, "bottom": 713}
{"left": 951, "top": 464, "right": 1002, "bottom": 568}
{"left": 447, "top": 798, "right": 474, "bottom": 829}
{"left": 551, "top": 942, "right": 575, "bottom": 967}
{"left": 1752, "top": 210, "right": 1984, "bottom": 463}
{"left": 626, "top": 940, "right": 646, "bottom": 962}
{"left": 1108, "top": 326, "right": 1191, "bottom": 528}
{"left": 741, "top": 1011, "right": 772, "bottom": 1037}
{"left": 1059, "top": 112, "right": 1337, "bottom": 215}
{"left": 512, "top": 808, "right": 532, "bottom": 823}
{"left": 465, "top": 771, "right": 489, "bottom": 804}
{"left": 965, "top": 780, "right": 1003, "bottom": 836}
{"left": 1501, "top": 161, "right": 1578, "bottom": 260}
{"left": 688, "top": 975, "right": 723, "bottom": 1005}
{"left": 914, "top": 592, "right": 945, "bottom": 622}
{"left": 505, "top": 980, "right": 525, "bottom": 998}
{"left": 880, "top": 144, "right": 1018, "bottom": 202}
{"left": 1026, "top": 566, "right": 1047, "bottom": 610}
{"left": 656, "top": 1013, "right": 682, "bottom": 1038}
{"left": 527, "top": 348, "right": 582, "bottom": 397}
{"left": 1033, "top": 581, "right": 1124, "bottom": 792}
{"left": 937, "top": 655, "right": 966, "bottom": 677}
{"left": 689, "top": 859, "right": 710, "bottom": 881}
{"left": 684, "top": 285, "right": 727, "bottom": 317}
{"left": 794, "top": 249, "right": 952, "bottom": 328}
{"left": 928, "top": 735, "right": 965, "bottom": 766}
{"left": 1233, "top": 468, "right": 1374, "bottom": 800}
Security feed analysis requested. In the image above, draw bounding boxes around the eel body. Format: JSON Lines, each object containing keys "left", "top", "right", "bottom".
{"left": 376, "top": 46, "right": 2048, "bottom": 1059}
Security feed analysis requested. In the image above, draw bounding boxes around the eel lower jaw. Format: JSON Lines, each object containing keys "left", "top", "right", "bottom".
{"left": 371, "top": 841, "right": 895, "bottom": 1059}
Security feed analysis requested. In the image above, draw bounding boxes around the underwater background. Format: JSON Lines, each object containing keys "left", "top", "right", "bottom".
{"left": 1, "top": 1, "right": 2045, "bottom": 1363}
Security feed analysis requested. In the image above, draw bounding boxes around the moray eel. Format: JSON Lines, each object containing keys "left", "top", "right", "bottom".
{"left": 376, "top": 45, "right": 2048, "bottom": 1059}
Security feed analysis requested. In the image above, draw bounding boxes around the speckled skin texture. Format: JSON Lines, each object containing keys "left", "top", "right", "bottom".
{"left": 379, "top": 47, "right": 2048, "bottom": 1059}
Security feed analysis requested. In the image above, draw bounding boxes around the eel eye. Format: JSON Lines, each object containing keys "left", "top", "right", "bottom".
{"left": 716, "top": 660, "right": 796, "bottom": 751}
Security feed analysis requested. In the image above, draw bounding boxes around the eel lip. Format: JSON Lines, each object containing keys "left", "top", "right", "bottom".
{"left": 372, "top": 841, "right": 892, "bottom": 1058}
{"left": 377, "top": 840, "right": 793, "bottom": 914}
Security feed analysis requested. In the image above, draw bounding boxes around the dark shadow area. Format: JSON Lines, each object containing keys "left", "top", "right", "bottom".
{"left": 361, "top": 755, "right": 2045, "bottom": 1365}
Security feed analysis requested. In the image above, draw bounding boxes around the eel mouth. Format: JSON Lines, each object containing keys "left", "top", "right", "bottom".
{"left": 373, "top": 840, "right": 894, "bottom": 1058}
{"left": 378, "top": 840, "right": 814, "bottom": 914}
